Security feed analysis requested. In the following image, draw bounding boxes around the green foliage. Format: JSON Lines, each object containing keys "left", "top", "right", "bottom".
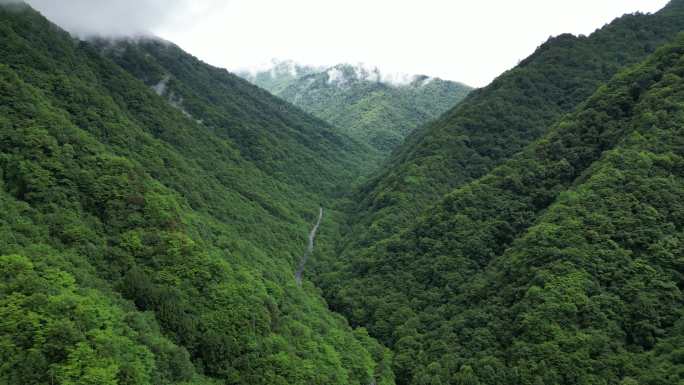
{"left": 243, "top": 63, "right": 472, "bottom": 153}
{"left": 1, "top": 254, "right": 160, "bottom": 385}
{"left": 5, "top": 2, "right": 684, "bottom": 385}
{"left": 340, "top": 4, "right": 684, "bottom": 256}
{"left": 0, "top": 4, "right": 393, "bottom": 385}
{"left": 96, "top": 41, "right": 381, "bottom": 192}
{"left": 314, "top": 3, "right": 684, "bottom": 384}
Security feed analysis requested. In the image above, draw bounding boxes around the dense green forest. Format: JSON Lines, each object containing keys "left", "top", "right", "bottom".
{"left": 310, "top": 2, "right": 684, "bottom": 384}
{"left": 319, "top": 35, "right": 684, "bottom": 384}
{"left": 339, "top": 2, "right": 684, "bottom": 247}
{"left": 0, "top": 3, "right": 392, "bottom": 385}
{"left": 94, "top": 40, "right": 383, "bottom": 190}
{"left": 3, "top": 1, "right": 684, "bottom": 385}
{"left": 241, "top": 63, "right": 472, "bottom": 153}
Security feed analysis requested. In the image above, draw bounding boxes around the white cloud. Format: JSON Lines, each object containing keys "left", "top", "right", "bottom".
{"left": 25, "top": 0, "right": 223, "bottom": 37}
{"left": 326, "top": 67, "right": 345, "bottom": 85}
{"left": 25, "top": 0, "right": 671, "bottom": 87}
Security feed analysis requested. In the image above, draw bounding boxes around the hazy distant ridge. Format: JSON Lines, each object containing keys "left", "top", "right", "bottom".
{"left": 239, "top": 60, "right": 472, "bottom": 153}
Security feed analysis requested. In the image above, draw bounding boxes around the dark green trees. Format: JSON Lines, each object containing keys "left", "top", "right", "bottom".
{"left": 338, "top": 3, "right": 684, "bottom": 256}
{"left": 0, "top": 3, "right": 392, "bottom": 385}
{"left": 4, "top": 1, "right": 684, "bottom": 385}
{"left": 314, "top": 2, "right": 684, "bottom": 384}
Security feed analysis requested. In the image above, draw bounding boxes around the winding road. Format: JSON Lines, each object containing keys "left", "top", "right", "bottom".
{"left": 295, "top": 207, "right": 323, "bottom": 285}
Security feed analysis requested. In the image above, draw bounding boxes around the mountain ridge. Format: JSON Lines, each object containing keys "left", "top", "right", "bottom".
{"left": 314, "top": 3, "right": 684, "bottom": 384}
{"left": 0, "top": 4, "right": 394, "bottom": 385}
{"left": 320, "top": 32, "right": 684, "bottom": 385}
{"left": 334, "top": 1, "right": 684, "bottom": 263}
{"left": 3, "top": 2, "right": 684, "bottom": 385}
{"left": 239, "top": 60, "right": 472, "bottom": 153}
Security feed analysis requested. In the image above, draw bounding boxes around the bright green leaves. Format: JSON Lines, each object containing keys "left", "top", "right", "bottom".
{"left": 0, "top": 255, "right": 155, "bottom": 385}
{"left": 0, "top": 4, "right": 394, "bottom": 384}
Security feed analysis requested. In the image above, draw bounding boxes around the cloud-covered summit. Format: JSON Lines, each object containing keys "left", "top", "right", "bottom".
{"left": 17, "top": 0, "right": 669, "bottom": 87}
{"left": 244, "top": 60, "right": 450, "bottom": 89}
{"left": 322, "top": 63, "right": 433, "bottom": 87}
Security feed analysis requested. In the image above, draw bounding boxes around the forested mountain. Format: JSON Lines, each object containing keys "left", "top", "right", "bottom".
{"left": 240, "top": 62, "right": 472, "bottom": 153}
{"left": 4, "top": 0, "right": 684, "bottom": 385}
{"left": 309, "top": 2, "right": 684, "bottom": 384}
{"left": 331, "top": 36, "right": 684, "bottom": 384}
{"left": 0, "top": 3, "right": 392, "bottom": 385}
{"left": 342, "top": 3, "right": 684, "bottom": 243}
{"left": 95, "top": 40, "right": 380, "bottom": 193}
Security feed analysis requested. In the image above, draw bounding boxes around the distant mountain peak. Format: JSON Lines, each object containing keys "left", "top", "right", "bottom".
{"left": 238, "top": 59, "right": 472, "bottom": 153}
{"left": 238, "top": 59, "right": 322, "bottom": 81}
{"left": 324, "top": 64, "right": 381, "bottom": 86}
{"left": 323, "top": 62, "right": 431, "bottom": 87}
{"left": 242, "top": 60, "right": 459, "bottom": 89}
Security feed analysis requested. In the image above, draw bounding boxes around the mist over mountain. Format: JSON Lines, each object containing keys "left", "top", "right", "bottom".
{"left": 239, "top": 60, "right": 323, "bottom": 94}
{"left": 239, "top": 61, "right": 472, "bottom": 153}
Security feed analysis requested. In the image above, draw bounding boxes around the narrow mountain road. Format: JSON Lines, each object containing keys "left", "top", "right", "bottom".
{"left": 295, "top": 207, "right": 323, "bottom": 285}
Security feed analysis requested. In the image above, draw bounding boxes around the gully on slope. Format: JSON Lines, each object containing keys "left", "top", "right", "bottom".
{"left": 296, "top": 207, "right": 324, "bottom": 285}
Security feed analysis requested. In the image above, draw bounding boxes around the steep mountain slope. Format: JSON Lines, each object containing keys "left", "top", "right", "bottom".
{"left": 323, "top": 2, "right": 684, "bottom": 287}
{"left": 310, "top": 2, "right": 684, "bottom": 384}
{"left": 241, "top": 62, "right": 472, "bottom": 152}
{"left": 0, "top": 3, "right": 393, "bottom": 385}
{"left": 348, "top": 4, "right": 684, "bottom": 240}
{"left": 326, "top": 33, "right": 684, "bottom": 385}
{"left": 96, "top": 40, "right": 380, "bottom": 194}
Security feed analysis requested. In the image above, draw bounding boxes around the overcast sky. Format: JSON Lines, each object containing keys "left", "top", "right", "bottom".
{"left": 26, "top": 0, "right": 670, "bottom": 87}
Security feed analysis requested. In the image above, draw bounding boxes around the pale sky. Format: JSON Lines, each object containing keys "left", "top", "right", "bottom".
{"left": 26, "top": 0, "right": 670, "bottom": 87}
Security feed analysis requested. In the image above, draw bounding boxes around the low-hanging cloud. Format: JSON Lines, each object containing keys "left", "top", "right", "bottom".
{"left": 24, "top": 0, "right": 217, "bottom": 38}
{"left": 18, "top": 0, "right": 672, "bottom": 87}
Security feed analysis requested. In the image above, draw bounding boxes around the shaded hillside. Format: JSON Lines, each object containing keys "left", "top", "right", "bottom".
{"left": 0, "top": 3, "right": 393, "bottom": 385}
{"left": 330, "top": 2, "right": 684, "bottom": 283}
{"left": 97, "top": 40, "right": 381, "bottom": 194}
{"left": 366, "top": 6, "right": 684, "bottom": 226}
{"left": 242, "top": 62, "right": 472, "bottom": 153}
{"left": 312, "top": 2, "right": 684, "bottom": 384}
{"left": 323, "top": 33, "right": 684, "bottom": 385}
